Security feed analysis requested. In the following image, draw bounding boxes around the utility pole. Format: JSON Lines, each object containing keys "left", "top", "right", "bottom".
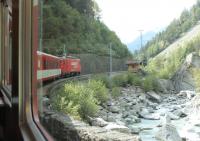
{"left": 138, "top": 30, "right": 143, "bottom": 49}
{"left": 138, "top": 29, "right": 147, "bottom": 64}
{"left": 109, "top": 43, "right": 112, "bottom": 77}
{"left": 107, "top": 43, "right": 113, "bottom": 121}
{"left": 63, "top": 44, "right": 67, "bottom": 58}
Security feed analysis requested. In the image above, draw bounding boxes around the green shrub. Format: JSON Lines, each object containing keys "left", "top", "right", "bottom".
{"left": 142, "top": 76, "right": 154, "bottom": 92}
{"left": 142, "top": 75, "right": 161, "bottom": 92}
{"left": 192, "top": 68, "right": 200, "bottom": 92}
{"left": 112, "top": 74, "right": 128, "bottom": 87}
{"left": 111, "top": 87, "right": 121, "bottom": 98}
{"left": 127, "top": 72, "right": 135, "bottom": 85}
{"left": 52, "top": 81, "right": 100, "bottom": 120}
{"left": 87, "top": 80, "right": 109, "bottom": 103}
{"left": 78, "top": 95, "right": 98, "bottom": 119}
{"left": 127, "top": 73, "right": 142, "bottom": 86}
{"left": 92, "top": 74, "right": 111, "bottom": 88}
{"left": 54, "top": 96, "right": 80, "bottom": 118}
{"left": 78, "top": 87, "right": 99, "bottom": 119}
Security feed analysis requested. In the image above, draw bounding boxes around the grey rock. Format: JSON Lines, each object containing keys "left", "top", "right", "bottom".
{"left": 139, "top": 94, "right": 146, "bottom": 102}
{"left": 139, "top": 109, "right": 160, "bottom": 120}
{"left": 136, "top": 87, "right": 144, "bottom": 93}
{"left": 168, "top": 113, "right": 180, "bottom": 120}
{"left": 141, "top": 127, "right": 153, "bottom": 131}
{"left": 142, "top": 113, "right": 160, "bottom": 120}
{"left": 146, "top": 100, "right": 158, "bottom": 109}
{"left": 139, "top": 108, "right": 150, "bottom": 115}
{"left": 131, "top": 99, "right": 138, "bottom": 105}
{"left": 178, "top": 90, "right": 195, "bottom": 99}
{"left": 124, "top": 97, "right": 133, "bottom": 103}
{"left": 115, "top": 120, "right": 126, "bottom": 126}
{"left": 162, "top": 114, "right": 171, "bottom": 124}
{"left": 122, "top": 112, "right": 129, "bottom": 118}
{"left": 173, "top": 109, "right": 187, "bottom": 118}
{"left": 133, "top": 117, "right": 141, "bottom": 123}
{"left": 194, "top": 123, "right": 200, "bottom": 127}
{"left": 125, "top": 115, "right": 141, "bottom": 124}
{"left": 88, "top": 117, "right": 109, "bottom": 127}
{"left": 125, "top": 118, "right": 136, "bottom": 124}
{"left": 107, "top": 115, "right": 116, "bottom": 122}
{"left": 129, "top": 126, "right": 141, "bottom": 134}
{"left": 155, "top": 124, "right": 182, "bottom": 141}
{"left": 43, "top": 97, "right": 50, "bottom": 107}
{"left": 146, "top": 91, "right": 162, "bottom": 103}
{"left": 129, "top": 110, "right": 138, "bottom": 117}
{"left": 109, "top": 106, "right": 120, "bottom": 113}
{"left": 104, "top": 123, "right": 130, "bottom": 134}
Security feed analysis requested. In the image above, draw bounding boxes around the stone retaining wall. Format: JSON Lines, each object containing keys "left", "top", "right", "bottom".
{"left": 41, "top": 110, "right": 141, "bottom": 141}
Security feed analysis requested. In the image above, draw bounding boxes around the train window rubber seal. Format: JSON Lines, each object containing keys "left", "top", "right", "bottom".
{"left": 0, "top": 86, "right": 11, "bottom": 107}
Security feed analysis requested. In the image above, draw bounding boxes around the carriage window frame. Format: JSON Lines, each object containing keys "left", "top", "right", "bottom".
{"left": 0, "top": 2, "right": 2, "bottom": 85}
{"left": 0, "top": 0, "right": 13, "bottom": 103}
{"left": 18, "top": 0, "right": 54, "bottom": 140}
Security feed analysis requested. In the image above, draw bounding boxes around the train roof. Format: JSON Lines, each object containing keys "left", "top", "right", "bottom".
{"left": 65, "top": 56, "right": 80, "bottom": 59}
{"left": 37, "top": 51, "right": 61, "bottom": 59}
{"left": 37, "top": 51, "right": 80, "bottom": 60}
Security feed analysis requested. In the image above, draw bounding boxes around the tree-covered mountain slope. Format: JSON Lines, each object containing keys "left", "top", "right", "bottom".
{"left": 42, "top": 0, "right": 131, "bottom": 58}
{"left": 146, "top": 23, "right": 200, "bottom": 79}
{"left": 134, "top": 1, "right": 200, "bottom": 79}
{"left": 154, "top": 23, "right": 200, "bottom": 59}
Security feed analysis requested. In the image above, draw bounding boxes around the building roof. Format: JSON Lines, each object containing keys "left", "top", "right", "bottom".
{"left": 126, "top": 60, "right": 141, "bottom": 65}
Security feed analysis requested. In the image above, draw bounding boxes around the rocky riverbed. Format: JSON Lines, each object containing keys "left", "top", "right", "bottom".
{"left": 42, "top": 85, "right": 200, "bottom": 141}
{"left": 91, "top": 86, "right": 200, "bottom": 141}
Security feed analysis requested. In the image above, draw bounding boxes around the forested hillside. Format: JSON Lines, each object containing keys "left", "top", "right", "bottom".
{"left": 136, "top": 0, "right": 200, "bottom": 60}
{"left": 42, "top": 0, "right": 131, "bottom": 58}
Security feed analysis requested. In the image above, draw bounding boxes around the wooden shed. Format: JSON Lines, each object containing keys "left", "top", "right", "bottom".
{"left": 126, "top": 60, "right": 141, "bottom": 72}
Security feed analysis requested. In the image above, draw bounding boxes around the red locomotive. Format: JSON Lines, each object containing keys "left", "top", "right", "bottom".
{"left": 37, "top": 51, "right": 81, "bottom": 81}
{"left": 60, "top": 56, "right": 81, "bottom": 77}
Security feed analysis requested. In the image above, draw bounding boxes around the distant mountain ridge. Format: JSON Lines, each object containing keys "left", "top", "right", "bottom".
{"left": 127, "top": 31, "right": 157, "bottom": 52}
{"left": 137, "top": 1, "right": 200, "bottom": 59}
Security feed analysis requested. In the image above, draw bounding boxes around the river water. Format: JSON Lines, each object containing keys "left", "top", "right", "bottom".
{"left": 135, "top": 94, "right": 200, "bottom": 141}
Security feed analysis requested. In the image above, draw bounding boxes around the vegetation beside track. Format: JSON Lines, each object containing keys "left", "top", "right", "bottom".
{"left": 51, "top": 72, "right": 161, "bottom": 121}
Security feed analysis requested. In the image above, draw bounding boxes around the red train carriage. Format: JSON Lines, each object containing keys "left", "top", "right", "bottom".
{"left": 37, "top": 51, "right": 81, "bottom": 81}
{"left": 60, "top": 56, "right": 81, "bottom": 77}
{"left": 37, "top": 51, "right": 61, "bottom": 81}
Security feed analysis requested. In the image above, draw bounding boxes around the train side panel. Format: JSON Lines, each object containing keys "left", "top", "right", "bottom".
{"left": 37, "top": 51, "right": 61, "bottom": 81}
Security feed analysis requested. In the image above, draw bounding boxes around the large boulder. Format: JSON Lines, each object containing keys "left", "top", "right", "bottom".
{"left": 156, "top": 114, "right": 182, "bottom": 141}
{"left": 155, "top": 124, "right": 182, "bottom": 141}
{"left": 172, "top": 53, "right": 200, "bottom": 92}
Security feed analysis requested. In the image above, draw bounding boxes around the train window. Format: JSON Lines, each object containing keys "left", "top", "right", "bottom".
{"left": 33, "top": 0, "right": 200, "bottom": 141}
{"left": 35, "top": 1, "right": 132, "bottom": 140}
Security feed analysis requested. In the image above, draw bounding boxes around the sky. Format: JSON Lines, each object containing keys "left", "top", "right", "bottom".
{"left": 95, "top": 0, "right": 197, "bottom": 44}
